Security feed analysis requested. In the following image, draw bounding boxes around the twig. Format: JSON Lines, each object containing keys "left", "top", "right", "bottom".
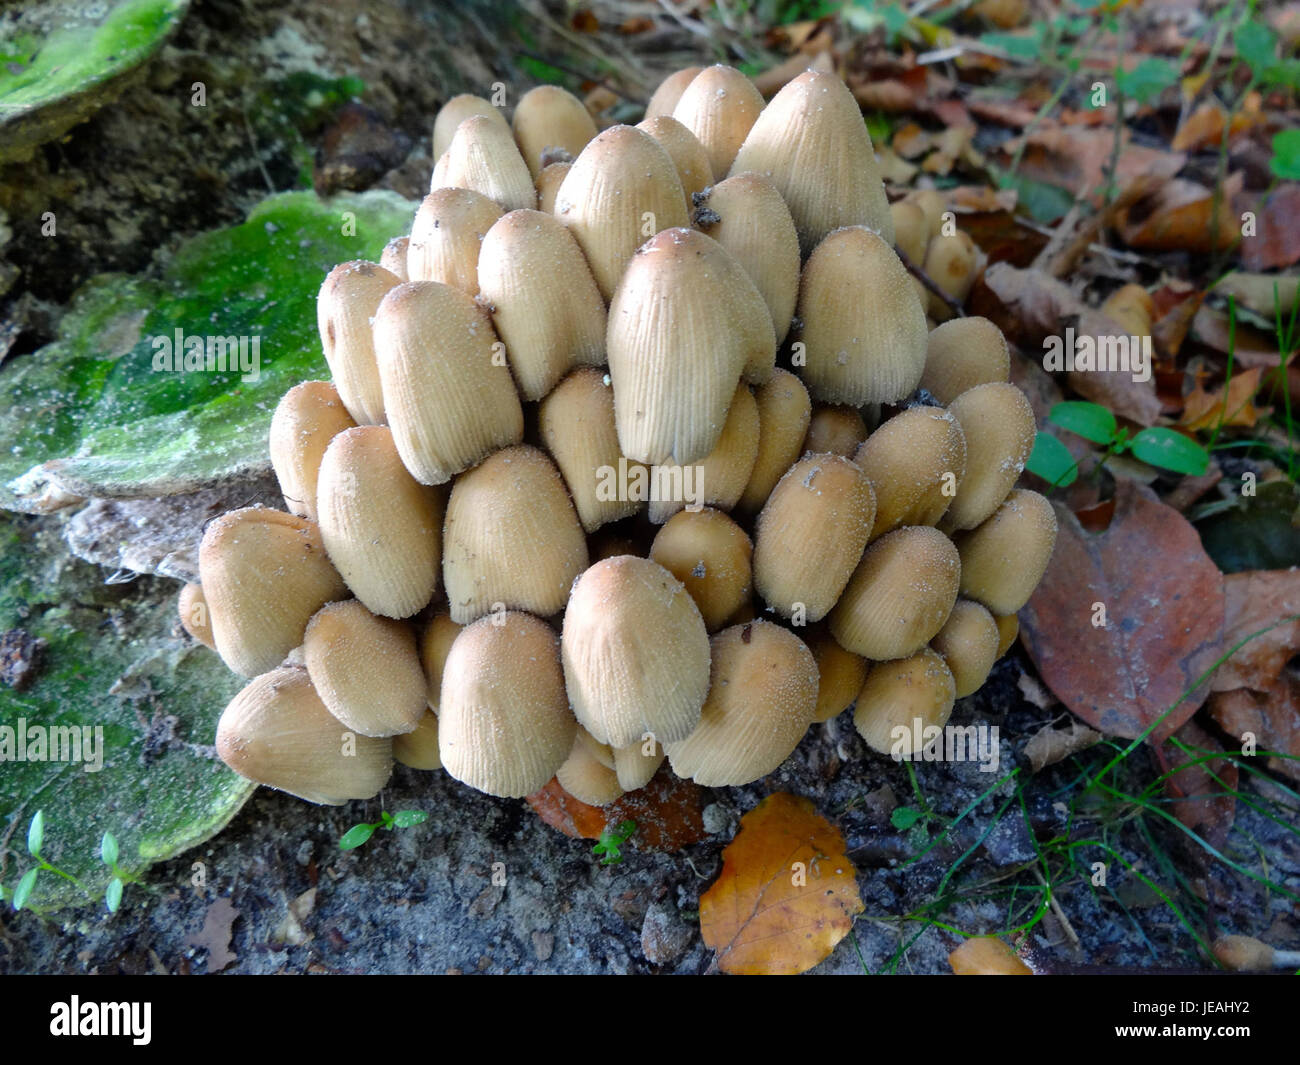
{"left": 895, "top": 246, "right": 966, "bottom": 318}
{"left": 1033, "top": 867, "right": 1082, "bottom": 951}
{"left": 1033, "top": 175, "right": 1163, "bottom": 279}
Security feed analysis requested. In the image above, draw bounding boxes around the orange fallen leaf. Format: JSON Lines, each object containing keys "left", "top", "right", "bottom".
{"left": 892, "top": 121, "right": 932, "bottom": 159}
{"left": 700, "top": 793, "right": 862, "bottom": 975}
{"left": 1117, "top": 176, "right": 1242, "bottom": 252}
{"left": 1179, "top": 366, "right": 1264, "bottom": 431}
{"left": 1170, "top": 101, "right": 1259, "bottom": 153}
{"left": 1211, "top": 569, "right": 1300, "bottom": 693}
{"left": 1209, "top": 674, "right": 1300, "bottom": 783}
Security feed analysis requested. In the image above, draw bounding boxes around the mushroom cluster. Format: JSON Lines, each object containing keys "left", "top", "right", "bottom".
{"left": 181, "top": 65, "right": 1058, "bottom": 810}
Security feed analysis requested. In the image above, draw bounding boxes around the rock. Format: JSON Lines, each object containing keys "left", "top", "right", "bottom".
{"left": 640, "top": 900, "right": 693, "bottom": 965}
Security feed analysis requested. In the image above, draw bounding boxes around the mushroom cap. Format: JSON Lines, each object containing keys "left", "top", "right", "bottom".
{"left": 477, "top": 209, "right": 607, "bottom": 401}
{"left": 431, "top": 113, "right": 536, "bottom": 211}
{"left": 199, "top": 507, "right": 347, "bottom": 677}
{"left": 854, "top": 404, "right": 967, "bottom": 537}
{"left": 216, "top": 665, "right": 393, "bottom": 805}
{"left": 561, "top": 555, "right": 711, "bottom": 748}
{"left": 944, "top": 382, "right": 1036, "bottom": 530}
{"left": 949, "top": 936, "right": 1034, "bottom": 976}
{"left": 316, "top": 425, "right": 443, "bottom": 619}
{"left": 670, "top": 64, "right": 764, "bottom": 178}
{"left": 753, "top": 453, "right": 877, "bottom": 622}
{"left": 317, "top": 260, "right": 402, "bottom": 426}
{"left": 736, "top": 368, "right": 812, "bottom": 516}
{"left": 993, "top": 611, "right": 1019, "bottom": 659}
{"left": 645, "top": 66, "right": 704, "bottom": 121}
{"left": 553, "top": 124, "right": 689, "bottom": 300}
{"left": 636, "top": 115, "right": 715, "bottom": 209}
{"left": 556, "top": 727, "right": 625, "bottom": 806}
{"left": 649, "top": 506, "right": 753, "bottom": 631}
{"left": 729, "top": 70, "right": 894, "bottom": 254}
{"left": 796, "top": 225, "right": 928, "bottom": 406}
{"left": 920, "top": 317, "right": 1011, "bottom": 405}
{"left": 665, "top": 620, "right": 819, "bottom": 786}
{"left": 535, "top": 160, "right": 571, "bottom": 214}
{"left": 890, "top": 200, "right": 929, "bottom": 264}
{"left": 853, "top": 647, "right": 956, "bottom": 756}
{"left": 803, "top": 404, "right": 868, "bottom": 458}
{"left": 269, "top": 380, "right": 359, "bottom": 524}
{"left": 394, "top": 709, "right": 442, "bottom": 771}
{"left": 954, "top": 489, "right": 1058, "bottom": 615}
{"left": 922, "top": 230, "right": 979, "bottom": 321}
{"left": 407, "top": 187, "right": 504, "bottom": 295}
{"left": 607, "top": 227, "right": 774, "bottom": 466}
{"left": 438, "top": 611, "right": 576, "bottom": 798}
{"left": 613, "top": 736, "right": 665, "bottom": 792}
{"left": 443, "top": 444, "right": 589, "bottom": 624}
{"left": 930, "top": 598, "right": 999, "bottom": 698}
{"left": 372, "top": 280, "right": 524, "bottom": 485}
{"left": 829, "top": 525, "right": 960, "bottom": 660}
{"left": 808, "top": 627, "right": 869, "bottom": 724}
{"left": 512, "top": 84, "right": 598, "bottom": 178}
{"left": 178, "top": 581, "right": 215, "bottom": 650}
{"left": 432, "top": 93, "right": 509, "bottom": 160}
{"left": 379, "top": 235, "right": 410, "bottom": 282}
{"left": 417, "top": 613, "right": 463, "bottom": 712}
{"left": 304, "top": 600, "right": 427, "bottom": 737}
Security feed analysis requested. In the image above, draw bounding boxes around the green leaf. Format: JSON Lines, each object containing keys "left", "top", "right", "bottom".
{"left": 1026, "top": 431, "right": 1079, "bottom": 488}
{"left": 1115, "top": 58, "right": 1179, "bottom": 104}
{"left": 26, "top": 809, "right": 44, "bottom": 857}
{"left": 339, "top": 823, "right": 377, "bottom": 850}
{"left": 1129, "top": 427, "right": 1209, "bottom": 475}
{"left": 0, "top": 189, "right": 416, "bottom": 511}
{"left": 980, "top": 29, "right": 1045, "bottom": 60}
{"left": 100, "top": 831, "right": 119, "bottom": 867}
{"left": 105, "top": 877, "right": 124, "bottom": 914}
{"left": 1234, "top": 20, "right": 1278, "bottom": 80}
{"left": 891, "top": 806, "right": 924, "bottom": 830}
{"left": 995, "top": 170, "right": 1075, "bottom": 224}
{"left": 390, "top": 810, "right": 427, "bottom": 828}
{"left": 1270, "top": 129, "right": 1300, "bottom": 181}
{"left": 13, "top": 868, "right": 37, "bottom": 911}
{"left": 1049, "top": 401, "right": 1117, "bottom": 445}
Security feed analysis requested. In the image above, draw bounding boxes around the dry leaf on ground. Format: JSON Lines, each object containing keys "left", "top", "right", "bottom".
{"left": 699, "top": 792, "right": 862, "bottom": 975}
{"left": 1023, "top": 718, "right": 1101, "bottom": 772}
{"left": 1211, "top": 570, "right": 1300, "bottom": 693}
{"left": 1019, "top": 480, "right": 1225, "bottom": 742}
{"left": 1240, "top": 184, "right": 1300, "bottom": 271}
{"left": 1209, "top": 675, "right": 1300, "bottom": 782}
{"left": 1116, "top": 176, "right": 1242, "bottom": 253}
{"left": 526, "top": 766, "right": 708, "bottom": 851}
{"left": 184, "top": 895, "right": 239, "bottom": 972}
{"left": 1179, "top": 367, "right": 1265, "bottom": 431}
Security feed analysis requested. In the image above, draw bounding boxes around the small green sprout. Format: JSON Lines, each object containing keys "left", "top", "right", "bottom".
{"left": 339, "top": 809, "right": 428, "bottom": 850}
{"left": 8, "top": 810, "right": 134, "bottom": 914}
{"left": 592, "top": 820, "right": 637, "bottom": 866}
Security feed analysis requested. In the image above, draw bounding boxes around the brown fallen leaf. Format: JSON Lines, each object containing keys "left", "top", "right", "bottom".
{"left": 1019, "top": 479, "right": 1226, "bottom": 743}
{"left": 1211, "top": 570, "right": 1300, "bottom": 693}
{"left": 1023, "top": 718, "right": 1101, "bottom": 772}
{"left": 1162, "top": 720, "right": 1238, "bottom": 852}
{"left": 184, "top": 895, "right": 239, "bottom": 972}
{"left": 1179, "top": 366, "right": 1265, "bottom": 431}
{"left": 1170, "top": 99, "right": 1260, "bottom": 153}
{"left": 1239, "top": 184, "right": 1300, "bottom": 271}
{"left": 1209, "top": 673, "right": 1300, "bottom": 782}
{"left": 526, "top": 765, "right": 708, "bottom": 852}
{"left": 1116, "top": 176, "right": 1242, "bottom": 253}
{"left": 699, "top": 792, "right": 862, "bottom": 975}
{"left": 1151, "top": 282, "right": 1204, "bottom": 360}
{"left": 892, "top": 121, "right": 932, "bottom": 159}
{"left": 271, "top": 887, "right": 317, "bottom": 947}
{"left": 1190, "top": 304, "right": 1282, "bottom": 370}
{"left": 999, "top": 127, "right": 1184, "bottom": 202}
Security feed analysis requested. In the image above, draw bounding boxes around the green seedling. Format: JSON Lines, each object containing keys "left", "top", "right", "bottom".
{"left": 338, "top": 809, "right": 428, "bottom": 850}
{"left": 592, "top": 820, "right": 637, "bottom": 866}
{"left": 7, "top": 810, "right": 135, "bottom": 914}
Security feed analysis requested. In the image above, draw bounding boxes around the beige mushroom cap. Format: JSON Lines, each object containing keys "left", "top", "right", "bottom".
{"left": 853, "top": 648, "right": 956, "bottom": 757}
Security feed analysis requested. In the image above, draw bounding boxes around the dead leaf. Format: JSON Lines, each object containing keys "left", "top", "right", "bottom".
{"left": 876, "top": 146, "right": 919, "bottom": 185}
{"left": 1171, "top": 101, "right": 1260, "bottom": 153}
{"left": 184, "top": 896, "right": 239, "bottom": 972}
{"left": 1116, "top": 176, "right": 1242, "bottom": 252}
{"left": 1179, "top": 366, "right": 1265, "bottom": 431}
{"left": 1151, "top": 283, "right": 1204, "bottom": 359}
{"left": 1023, "top": 718, "right": 1101, "bottom": 771}
{"left": 892, "top": 122, "right": 932, "bottom": 159}
{"left": 966, "top": 96, "right": 1041, "bottom": 128}
{"left": 999, "top": 127, "right": 1184, "bottom": 202}
{"left": 1240, "top": 184, "right": 1300, "bottom": 271}
{"left": 271, "top": 887, "right": 317, "bottom": 946}
{"left": 699, "top": 793, "right": 863, "bottom": 975}
{"left": 1211, "top": 570, "right": 1300, "bottom": 693}
{"left": 1162, "top": 720, "right": 1238, "bottom": 852}
{"left": 1209, "top": 673, "right": 1300, "bottom": 782}
{"left": 1019, "top": 479, "right": 1226, "bottom": 743}
{"left": 1017, "top": 671, "right": 1056, "bottom": 709}
{"left": 754, "top": 50, "right": 833, "bottom": 96}
{"left": 1191, "top": 305, "right": 1282, "bottom": 370}
{"left": 526, "top": 765, "right": 708, "bottom": 852}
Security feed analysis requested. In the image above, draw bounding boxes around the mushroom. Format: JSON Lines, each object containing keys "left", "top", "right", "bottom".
{"left": 1211, "top": 935, "right": 1300, "bottom": 971}
{"left": 802, "top": 404, "right": 868, "bottom": 458}
{"left": 438, "top": 611, "right": 576, "bottom": 798}
{"left": 315, "top": 425, "right": 442, "bottom": 619}
{"left": 890, "top": 200, "right": 929, "bottom": 264}
{"left": 943, "top": 382, "right": 1036, "bottom": 531}
{"left": 807, "top": 627, "right": 869, "bottom": 724}
{"left": 948, "top": 936, "right": 1034, "bottom": 976}
{"left": 854, "top": 404, "right": 967, "bottom": 537}
{"left": 644, "top": 66, "right": 704, "bottom": 121}
{"left": 511, "top": 84, "right": 598, "bottom": 178}
{"left": 994, "top": 612, "right": 1019, "bottom": 659}
{"left": 607, "top": 227, "right": 774, "bottom": 465}
{"left": 561, "top": 555, "right": 710, "bottom": 748}
{"left": 199, "top": 507, "right": 347, "bottom": 677}
{"left": 796, "top": 225, "right": 928, "bottom": 406}
{"left": 736, "top": 368, "right": 811, "bottom": 517}
{"left": 922, "top": 230, "right": 980, "bottom": 322}
{"left": 417, "top": 613, "right": 462, "bottom": 712}
{"left": 538, "top": 367, "right": 644, "bottom": 533}
{"left": 853, "top": 647, "right": 956, "bottom": 757}
{"left": 477, "top": 208, "right": 606, "bottom": 401}
{"left": 664, "top": 620, "right": 819, "bottom": 786}
{"left": 613, "top": 736, "right": 665, "bottom": 792}
{"left": 407, "top": 187, "right": 503, "bottom": 294}
{"left": 535, "top": 160, "right": 571, "bottom": 214}
{"left": 829, "top": 525, "right": 960, "bottom": 660}
{"left": 729, "top": 70, "right": 894, "bottom": 254}
{"left": 216, "top": 665, "right": 393, "bottom": 805}
{"left": 379, "top": 235, "right": 410, "bottom": 282}
{"left": 372, "top": 280, "right": 524, "bottom": 485}
{"left": 691, "top": 172, "right": 801, "bottom": 344}
{"left": 670, "top": 64, "right": 764, "bottom": 178}
{"left": 753, "top": 453, "right": 877, "bottom": 622}
{"left": 954, "top": 489, "right": 1058, "bottom": 615}
{"left": 636, "top": 115, "right": 715, "bottom": 209}
{"left": 553, "top": 125, "right": 689, "bottom": 300}
{"left": 930, "top": 599, "right": 1000, "bottom": 698}
{"left": 394, "top": 711, "right": 441, "bottom": 771}
{"left": 442, "top": 445, "right": 589, "bottom": 624}
{"left": 432, "top": 93, "right": 510, "bottom": 160}
{"left": 556, "top": 727, "right": 625, "bottom": 806}
{"left": 648, "top": 506, "right": 753, "bottom": 631}
{"left": 178, "top": 582, "right": 215, "bottom": 650}
{"left": 269, "top": 381, "right": 358, "bottom": 524}
{"left": 920, "top": 317, "right": 1011, "bottom": 405}
{"left": 431, "top": 114, "right": 536, "bottom": 211}
{"left": 303, "top": 600, "right": 427, "bottom": 737}
{"left": 317, "top": 260, "right": 402, "bottom": 427}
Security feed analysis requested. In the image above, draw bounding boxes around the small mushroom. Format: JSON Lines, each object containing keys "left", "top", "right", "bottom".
{"left": 802, "top": 404, "right": 868, "bottom": 458}
{"left": 431, "top": 114, "right": 535, "bottom": 211}
{"left": 561, "top": 555, "right": 710, "bottom": 748}
{"left": 929, "top": 599, "right": 1000, "bottom": 698}
{"left": 535, "top": 160, "right": 571, "bottom": 214}
{"left": 394, "top": 710, "right": 441, "bottom": 771}
{"left": 511, "top": 84, "right": 598, "bottom": 178}
{"left": 303, "top": 600, "right": 427, "bottom": 737}
{"left": 920, "top": 317, "right": 1011, "bottom": 405}
{"left": 438, "top": 611, "right": 576, "bottom": 798}
{"left": 854, "top": 405, "right": 967, "bottom": 537}
{"left": 432, "top": 93, "right": 510, "bottom": 160}
{"left": 556, "top": 727, "right": 625, "bottom": 806}
{"left": 664, "top": 620, "right": 818, "bottom": 786}
{"left": 216, "top": 665, "right": 393, "bottom": 805}
{"left": 379, "top": 235, "right": 410, "bottom": 282}
{"left": 649, "top": 506, "right": 753, "bottom": 631}
{"left": 407, "top": 187, "right": 503, "bottom": 295}
{"left": 268, "top": 380, "right": 358, "bottom": 524}
{"left": 994, "top": 612, "right": 1019, "bottom": 659}
{"left": 922, "top": 230, "right": 979, "bottom": 322}
{"left": 178, "top": 582, "right": 215, "bottom": 650}
{"left": 613, "top": 736, "right": 665, "bottom": 792}
{"left": 442, "top": 445, "right": 589, "bottom": 624}
{"left": 830, "top": 525, "right": 960, "bottom": 660}
{"left": 807, "top": 627, "right": 869, "bottom": 724}
{"left": 890, "top": 200, "right": 929, "bottom": 264}
{"left": 317, "top": 260, "right": 402, "bottom": 427}
{"left": 736, "top": 368, "right": 811, "bottom": 517}
{"left": 948, "top": 936, "right": 1034, "bottom": 976}
{"left": 943, "top": 382, "right": 1036, "bottom": 531}
{"left": 644, "top": 66, "right": 703, "bottom": 120}
{"left": 636, "top": 115, "right": 715, "bottom": 209}
{"left": 671, "top": 64, "right": 764, "bottom": 178}
{"left": 954, "top": 489, "right": 1058, "bottom": 615}
{"left": 417, "top": 613, "right": 462, "bottom": 712}
{"left": 853, "top": 647, "right": 956, "bottom": 756}
{"left": 1211, "top": 935, "right": 1300, "bottom": 971}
